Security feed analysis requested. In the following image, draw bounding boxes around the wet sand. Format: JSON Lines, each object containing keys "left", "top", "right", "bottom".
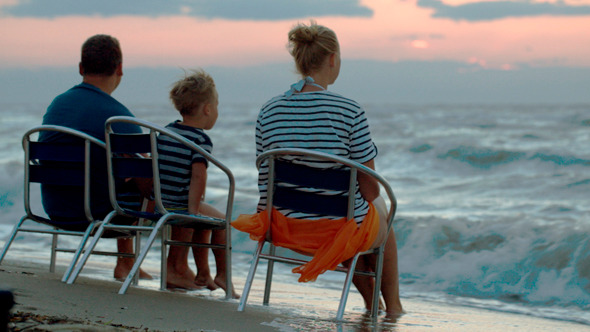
{"left": 1, "top": 260, "right": 589, "bottom": 331}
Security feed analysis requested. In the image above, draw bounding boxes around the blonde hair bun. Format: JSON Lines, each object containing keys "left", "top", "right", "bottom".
{"left": 288, "top": 20, "right": 339, "bottom": 76}
{"left": 289, "top": 24, "right": 317, "bottom": 44}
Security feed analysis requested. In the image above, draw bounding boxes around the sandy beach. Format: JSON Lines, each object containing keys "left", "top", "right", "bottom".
{"left": 1, "top": 259, "right": 589, "bottom": 332}
{"left": 1, "top": 260, "right": 280, "bottom": 332}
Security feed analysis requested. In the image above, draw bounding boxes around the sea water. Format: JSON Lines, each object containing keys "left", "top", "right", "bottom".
{"left": 0, "top": 102, "right": 589, "bottom": 327}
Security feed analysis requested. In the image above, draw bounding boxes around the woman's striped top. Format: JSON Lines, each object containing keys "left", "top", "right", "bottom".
{"left": 255, "top": 90, "right": 377, "bottom": 224}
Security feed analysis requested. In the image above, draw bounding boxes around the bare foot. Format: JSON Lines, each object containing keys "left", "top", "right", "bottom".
{"left": 114, "top": 258, "right": 153, "bottom": 281}
{"left": 385, "top": 304, "right": 405, "bottom": 317}
{"left": 138, "top": 269, "right": 153, "bottom": 280}
{"left": 195, "top": 274, "right": 219, "bottom": 291}
{"left": 384, "top": 309, "right": 405, "bottom": 324}
{"left": 214, "top": 274, "right": 240, "bottom": 299}
{"left": 362, "top": 297, "right": 385, "bottom": 312}
{"left": 167, "top": 266, "right": 201, "bottom": 290}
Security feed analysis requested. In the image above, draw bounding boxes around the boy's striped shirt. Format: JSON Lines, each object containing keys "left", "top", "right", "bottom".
{"left": 157, "top": 121, "right": 212, "bottom": 208}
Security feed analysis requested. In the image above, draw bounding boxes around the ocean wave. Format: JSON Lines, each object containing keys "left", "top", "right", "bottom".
{"left": 396, "top": 215, "right": 590, "bottom": 310}
{"left": 530, "top": 153, "right": 590, "bottom": 167}
{"left": 438, "top": 146, "right": 526, "bottom": 169}
{"left": 415, "top": 145, "right": 590, "bottom": 169}
{"left": 0, "top": 161, "right": 23, "bottom": 214}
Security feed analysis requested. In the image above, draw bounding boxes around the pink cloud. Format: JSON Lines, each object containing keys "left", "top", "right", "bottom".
{"left": 0, "top": 0, "right": 589, "bottom": 69}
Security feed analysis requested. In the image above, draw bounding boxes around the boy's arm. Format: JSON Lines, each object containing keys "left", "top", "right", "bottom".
{"left": 188, "top": 162, "right": 208, "bottom": 215}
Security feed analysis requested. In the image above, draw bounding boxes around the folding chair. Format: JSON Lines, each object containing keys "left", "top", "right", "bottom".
{"left": 67, "top": 116, "right": 235, "bottom": 300}
{"left": 238, "top": 148, "right": 397, "bottom": 320}
{"left": 0, "top": 125, "right": 138, "bottom": 282}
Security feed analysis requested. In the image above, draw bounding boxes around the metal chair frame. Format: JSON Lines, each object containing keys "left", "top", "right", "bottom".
{"left": 66, "top": 116, "right": 235, "bottom": 300}
{"left": 238, "top": 148, "right": 397, "bottom": 320}
{"left": 0, "top": 125, "right": 139, "bottom": 282}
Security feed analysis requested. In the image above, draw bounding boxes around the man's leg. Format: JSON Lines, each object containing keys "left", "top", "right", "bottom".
{"left": 114, "top": 179, "right": 154, "bottom": 281}
{"left": 114, "top": 237, "right": 153, "bottom": 280}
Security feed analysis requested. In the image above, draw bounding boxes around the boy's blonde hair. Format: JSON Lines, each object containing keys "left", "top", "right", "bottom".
{"left": 170, "top": 69, "right": 216, "bottom": 116}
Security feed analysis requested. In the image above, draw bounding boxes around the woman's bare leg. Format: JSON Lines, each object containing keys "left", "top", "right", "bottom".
{"left": 379, "top": 229, "right": 403, "bottom": 315}
{"left": 344, "top": 256, "right": 375, "bottom": 310}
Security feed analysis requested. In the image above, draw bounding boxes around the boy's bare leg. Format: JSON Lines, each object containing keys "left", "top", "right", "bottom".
{"left": 197, "top": 202, "right": 239, "bottom": 298}
{"left": 210, "top": 229, "right": 240, "bottom": 299}
{"left": 114, "top": 237, "right": 153, "bottom": 280}
{"left": 166, "top": 226, "right": 200, "bottom": 289}
{"left": 192, "top": 229, "right": 218, "bottom": 290}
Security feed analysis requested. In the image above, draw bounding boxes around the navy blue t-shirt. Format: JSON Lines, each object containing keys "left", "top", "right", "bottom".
{"left": 40, "top": 83, "right": 141, "bottom": 219}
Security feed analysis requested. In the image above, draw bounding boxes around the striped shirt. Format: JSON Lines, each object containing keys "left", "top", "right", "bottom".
{"left": 256, "top": 90, "right": 377, "bottom": 224}
{"left": 157, "top": 121, "right": 212, "bottom": 208}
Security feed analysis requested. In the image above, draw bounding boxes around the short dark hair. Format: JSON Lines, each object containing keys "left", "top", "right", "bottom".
{"left": 80, "top": 34, "right": 122, "bottom": 76}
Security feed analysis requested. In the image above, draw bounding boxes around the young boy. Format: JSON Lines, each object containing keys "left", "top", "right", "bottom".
{"left": 157, "top": 69, "right": 237, "bottom": 298}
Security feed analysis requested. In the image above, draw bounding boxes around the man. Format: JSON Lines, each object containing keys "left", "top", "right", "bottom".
{"left": 40, "top": 34, "right": 151, "bottom": 280}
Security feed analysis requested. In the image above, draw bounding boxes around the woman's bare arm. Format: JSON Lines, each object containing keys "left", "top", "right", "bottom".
{"left": 358, "top": 159, "right": 380, "bottom": 202}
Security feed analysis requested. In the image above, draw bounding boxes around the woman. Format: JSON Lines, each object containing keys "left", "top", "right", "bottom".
{"left": 240, "top": 21, "right": 403, "bottom": 315}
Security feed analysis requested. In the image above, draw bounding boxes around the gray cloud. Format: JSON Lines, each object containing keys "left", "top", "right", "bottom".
{"left": 1, "top": 0, "right": 372, "bottom": 20}
{"left": 417, "top": 0, "right": 590, "bottom": 21}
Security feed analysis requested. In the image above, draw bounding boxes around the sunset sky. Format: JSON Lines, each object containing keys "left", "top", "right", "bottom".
{"left": 1, "top": 0, "right": 589, "bottom": 104}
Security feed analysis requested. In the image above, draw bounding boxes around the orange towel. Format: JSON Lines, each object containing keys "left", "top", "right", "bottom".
{"left": 232, "top": 203, "right": 379, "bottom": 282}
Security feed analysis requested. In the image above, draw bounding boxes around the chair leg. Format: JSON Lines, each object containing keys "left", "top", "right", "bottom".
{"left": 0, "top": 217, "right": 26, "bottom": 264}
{"left": 61, "top": 223, "right": 96, "bottom": 282}
{"left": 337, "top": 253, "right": 361, "bottom": 321}
{"left": 49, "top": 232, "right": 59, "bottom": 273}
{"left": 119, "top": 217, "right": 168, "bottom": 295}
{"left": 262, "top": 244, "right": 276, "bottom": 306}
{"left": 371, "top": 248, "right": 385, "bottom": 319}
{"left": 66, "top": 219, "right": 109, "bottom": 284}
{"left": 237, "top": 240, "right": 264, "bottom": 312}
{"left": 224, "top": 225, "right": 232, "bottom": 300}
{"left": 160, "top": 225, "right": 169, "bottom": 291}
{"left": 134, "top": 226, "right": 141, "bottom": 286}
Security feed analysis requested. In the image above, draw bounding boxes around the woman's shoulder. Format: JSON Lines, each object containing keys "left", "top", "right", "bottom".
{"left": 316, "top": 91, "right": 365, "bottom": 114}
{"left": 322, "top": 90, "right": 361, "bottom": 103}
{"left": 260, "top": 94, "right": 286, "bottom": 110}
{"left": 260, "top": 91, "right": 364, "bottom": 114}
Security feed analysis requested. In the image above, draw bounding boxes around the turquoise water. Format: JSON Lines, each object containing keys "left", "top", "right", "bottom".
{"left": 0, "top": 102, "right": 589, "bottom": 326}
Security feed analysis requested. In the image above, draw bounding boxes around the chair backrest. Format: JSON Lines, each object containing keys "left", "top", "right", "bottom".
{"left": 105, "top": 116, "right": 235, "bottom": 219}
{"left": 104, "top": 123, "right": 154, "bottom": 218}
{"left": 257, "top": 148, "right": 397, "bottom": 229}
{"left": 23, "top": 125, "right": 106, "bottom": 223}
